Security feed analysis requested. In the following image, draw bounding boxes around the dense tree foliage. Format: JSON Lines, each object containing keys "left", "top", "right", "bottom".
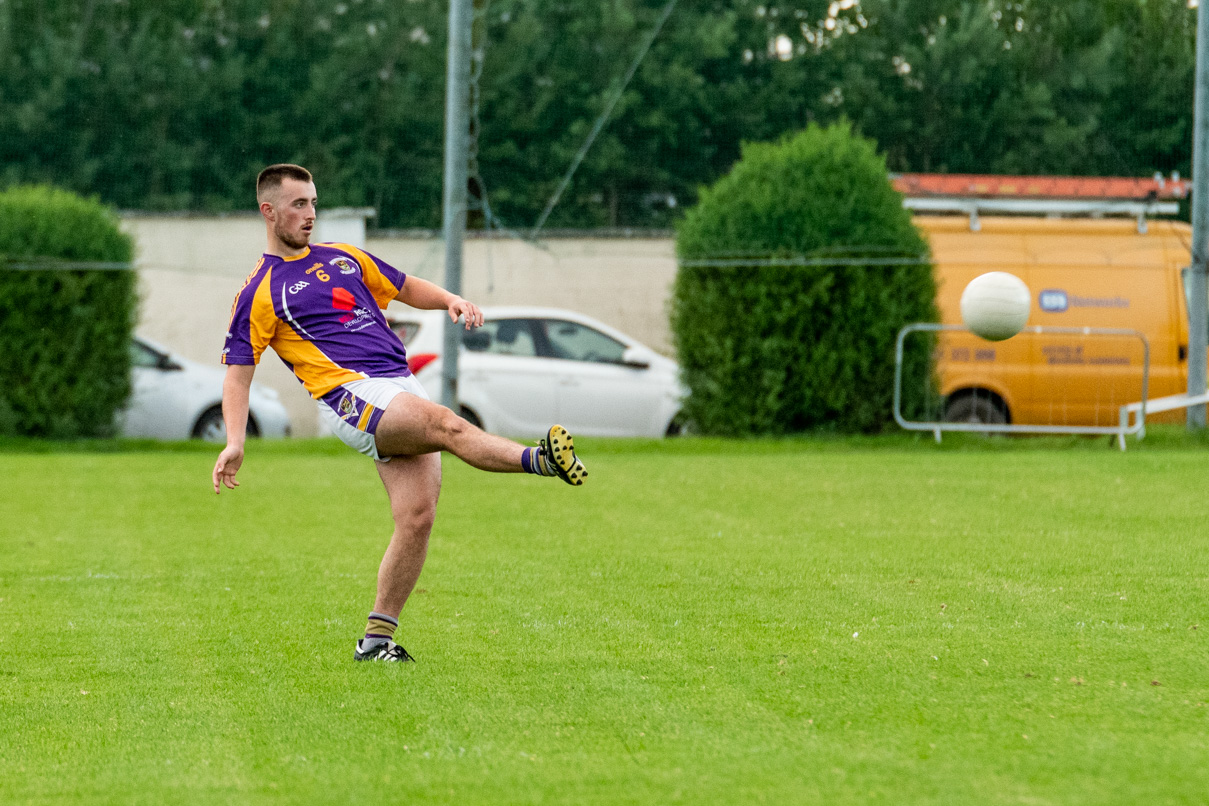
{"left": 0, "top": 0, "right": 1195, "bottom": 228}
{"left": 672, "top": 123, "right": 936, "bottom": 435}
{"left": 0, "top": 186, "right": 135, "bottom": 437}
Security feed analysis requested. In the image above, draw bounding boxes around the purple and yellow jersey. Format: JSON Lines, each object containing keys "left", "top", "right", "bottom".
{"left": 221, "top": 243, "right": 411, "bottom": 398}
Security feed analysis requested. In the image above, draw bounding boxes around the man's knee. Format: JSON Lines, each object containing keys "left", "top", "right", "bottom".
{"left": 433, "top": 405, "right": 469, "bottom": 443}
{"left": 392, "top": 497, "right": 437, "bottom": 534}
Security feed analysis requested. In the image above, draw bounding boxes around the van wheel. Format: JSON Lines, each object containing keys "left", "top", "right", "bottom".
{"left": 458, "top": 406, "right": 483, "bottom": 430}
{"left": 943, "top": 394, "right": 1008, "bottom": 426}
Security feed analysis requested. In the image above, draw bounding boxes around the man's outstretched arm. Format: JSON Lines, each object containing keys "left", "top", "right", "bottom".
{"left": 395, "top": 276, "right": 483, "bottom": 329}
{"left": 212, "top": 363, "right": 256, "bottom": 494}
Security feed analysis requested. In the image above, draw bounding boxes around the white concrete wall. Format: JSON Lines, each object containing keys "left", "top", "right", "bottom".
{"left": 122, "top": 214, "right": 678, "bottom": 437}
{"left": 364, "top": 234, "right": 678, "bottom": 352}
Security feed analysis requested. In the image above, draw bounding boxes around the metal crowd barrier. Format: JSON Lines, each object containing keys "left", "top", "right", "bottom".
{"left": 893, "top": 323, "right": 1150, "bottom": 450}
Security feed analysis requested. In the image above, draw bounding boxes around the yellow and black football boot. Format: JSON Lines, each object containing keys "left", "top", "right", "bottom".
{"left": 541, "top": 425, "right": 587, "bottom": 486}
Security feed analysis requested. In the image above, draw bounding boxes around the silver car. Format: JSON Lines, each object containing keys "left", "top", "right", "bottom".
{"left": 118, "top": 336, "right": 291, "bottom": 441}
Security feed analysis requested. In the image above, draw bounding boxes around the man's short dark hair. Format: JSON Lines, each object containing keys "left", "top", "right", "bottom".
{"left": 257, "top": 164, "right": 313, "bottom": 203}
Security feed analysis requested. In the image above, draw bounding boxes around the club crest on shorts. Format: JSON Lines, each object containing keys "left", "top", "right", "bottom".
{"left": 338, "top": 392, "right": 359, "bottom": 420}
{"left": 331, "top": 257, "right": 359, "bottom": 275}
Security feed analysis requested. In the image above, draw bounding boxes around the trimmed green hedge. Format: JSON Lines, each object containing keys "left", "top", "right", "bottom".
{"left": 671, "top": 123, "right": 937, "bottom": 435}
{"left": 0, "top": 186, "right": 136, "bottom": 437}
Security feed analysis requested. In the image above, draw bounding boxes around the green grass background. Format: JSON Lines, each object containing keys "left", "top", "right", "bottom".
{"left": 1, "top": 434, "right": 1207, "bottom": 804}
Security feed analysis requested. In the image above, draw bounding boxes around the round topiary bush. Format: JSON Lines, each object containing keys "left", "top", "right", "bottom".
{"left": 0, "top": 185, "right": 136, "bottom": 438}
{"left": 671, "top": 122, "right": 937, "bottom": 435}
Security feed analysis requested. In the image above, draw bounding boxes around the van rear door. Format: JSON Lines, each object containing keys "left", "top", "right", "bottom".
{"left": 1027, "top": 263, "right": 1163, "bottom": 426}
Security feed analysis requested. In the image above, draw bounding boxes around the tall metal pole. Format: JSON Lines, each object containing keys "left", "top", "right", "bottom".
{"left": 440, "top": 0, "right": 473, "bottom": 411}
{"left": 1188, "top": 0, "right": 1209, "bottom": 428}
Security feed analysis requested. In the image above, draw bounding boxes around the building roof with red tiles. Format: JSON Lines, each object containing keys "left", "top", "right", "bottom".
{"left": 891, "top": 173, "right": 1189, "bottom": 201}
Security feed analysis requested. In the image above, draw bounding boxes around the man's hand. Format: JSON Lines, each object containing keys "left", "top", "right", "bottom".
{"left": 448, "top": 297, "right": 484, "bottom": 330}
{"left": 396, "top": 277, "right": 484, "bottom": 328}
{"left": 213, "top": 445, "right": 245, "bottom": 494}
{"left": 213, "top": 364, "right": 254, "bottom": 495}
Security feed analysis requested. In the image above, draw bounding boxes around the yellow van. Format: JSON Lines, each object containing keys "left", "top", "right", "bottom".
{"left": 919, "top": 215, "right": 1195, "bottom": 426}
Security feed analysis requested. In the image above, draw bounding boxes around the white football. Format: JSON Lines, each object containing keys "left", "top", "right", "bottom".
{"left": 960, "top": 272, "right": 1031, "bottom": 341}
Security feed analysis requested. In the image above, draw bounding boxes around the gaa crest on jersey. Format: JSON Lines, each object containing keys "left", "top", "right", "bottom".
{"left": 338, "top": 392, "right": 359, "bottom": 420}
{"left": 331, "top": 257, "right": 359, "bottom": 275}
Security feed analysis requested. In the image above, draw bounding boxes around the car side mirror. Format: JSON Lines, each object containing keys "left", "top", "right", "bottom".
{"left": 621, "top": 347, "right": 650, "bottom": 369}
{"left": 157, "top": 355, "right": 183, "bottom": 371}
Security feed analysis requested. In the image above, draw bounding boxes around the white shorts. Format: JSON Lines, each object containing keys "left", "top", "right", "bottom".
{"left": 316, "top": 374, "right": 430, "bottom": 462}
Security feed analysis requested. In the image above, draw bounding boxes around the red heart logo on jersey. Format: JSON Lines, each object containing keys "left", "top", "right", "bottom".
{"left": 332, "top": 287, "right": 356, "bottom": 311}
{"left": 332, "top": 287, "right": 358, "bottom": 323}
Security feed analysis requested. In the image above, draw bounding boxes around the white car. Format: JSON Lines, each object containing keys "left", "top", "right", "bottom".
{"left": 118, "top": 336, "right": 291, "bottom": 441}
{"left": 390, "top": 307, "right": 686, "bottom": 438}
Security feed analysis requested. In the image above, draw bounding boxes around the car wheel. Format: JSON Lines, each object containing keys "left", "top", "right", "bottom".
{"left": 193, "top": 407, "right": 226, "bottom": 442}
{"left": 459, "top": 406, "right": 483, "bottom": 430}
{"left": 665, "top": 411, "right": 693, "bottom": 437}
{"left": 193, "top": 407, "right": 260, "bottom": 441}
{"left": 943, "top": 394, "right": 1008, "bottom": 427}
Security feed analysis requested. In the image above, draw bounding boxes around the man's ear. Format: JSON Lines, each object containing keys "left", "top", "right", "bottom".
{"left": 260, "top": 200, "right": 275, "bottom": 220}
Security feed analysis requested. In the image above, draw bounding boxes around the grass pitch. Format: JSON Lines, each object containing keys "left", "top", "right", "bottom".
{"left": 2, "top": 434, "right": 1208, "bottom": 804}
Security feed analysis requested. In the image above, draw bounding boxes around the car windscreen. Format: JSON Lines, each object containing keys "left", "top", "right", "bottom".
{"left": 390, "top": 320, "right": 422, "bottom": 345}
{"left": 130, "top": 341, "right": 162, "bottom": 368}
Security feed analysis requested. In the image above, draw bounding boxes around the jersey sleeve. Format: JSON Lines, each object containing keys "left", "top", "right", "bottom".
{"left": 221, "top": 263, "right": 278, "bottom": 365}
{"left": 329, "top": 243, "right": 407, "bottom": 309}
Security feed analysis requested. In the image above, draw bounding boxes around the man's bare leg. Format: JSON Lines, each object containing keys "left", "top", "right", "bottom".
{"left": 357, "top": 392, "right": 588, "bottom": 661}
{"left": 374, "top": 393, "right": 528, "bottom": 471}
{"left": 373, "top": 451, "right": 442, "bottom": 617}
{"left": 354, "top": 450, "right": 441, "bottom": 662}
